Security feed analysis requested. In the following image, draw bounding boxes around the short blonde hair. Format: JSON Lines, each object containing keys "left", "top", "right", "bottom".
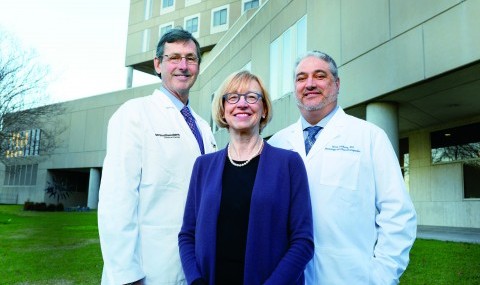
{"left": 212, "top": 70, "right": 272, "bottom": 133}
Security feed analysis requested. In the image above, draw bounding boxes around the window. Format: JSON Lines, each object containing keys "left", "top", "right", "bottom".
{"left": 431, "top": 123, "right": 480, "bottom": 164}
{"left": 463, "top": 163, "right": 480, "bottom": 198}
{"left": 282, "top": 28, "right": 293, "bottom": 95}
{"left": 161, "top": 0, "right": 175, "bottom": 15}
{"left": 144, "top": 0, "right": 153, "bottom": 20}
{"left": 185, "top": 14, "right": 200, "bottom": 38}
{"left": 162, "top": 0, "right": 173, "bottom": 8}
{"left": 142, "top": 29, "right": 150, "bottom": 52}
{"left": 214, "top": 9, "right": 227, "bottom": 26}
{"left": 243, "top": 0, "right": 259, "bottom": 13}
{"left": 5, "top": 129, "right": 41, "bottom": 158}
{"left": 269, "top": 38, "right": 280, "bottom": 100}
{"left": 3, "top": 164, "right": 38, "bottom": 186}
{"left": 159, "top": 22, "right": 173, "bottom": 39}
{"left": 399, "top": 137, "right": 410, "bottom": 191}
{"left": 211, "top": 5, "right": 229, "bottom": 34}
{"left": 269, "top": 15, "right": 307, "bottom": 100}
{"left": 431, "top": 122, "right": 480, "bottom": 199}
{"left": 210, "top": 93, "right": 219, "bottom": 133}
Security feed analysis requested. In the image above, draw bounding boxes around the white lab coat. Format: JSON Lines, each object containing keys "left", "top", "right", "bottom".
{"left": 269, "top": 107, "right": 416, "bottom": 285}
{"left": 98, "top": 89, "right": 216, "bottom": 285}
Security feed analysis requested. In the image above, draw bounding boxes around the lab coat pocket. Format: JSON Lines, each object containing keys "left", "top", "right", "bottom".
{"left": 140, "top": 225, "right": 186, "bottom": 284}
{"left": 317, "top": 248, "right": 369, "bottom": 284}
{"left": 319, "top": 149, "right": 361, "bottom": 191}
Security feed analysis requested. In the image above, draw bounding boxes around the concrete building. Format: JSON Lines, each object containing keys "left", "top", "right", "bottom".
{"left": 1, "top": 0, "right": 479, "bottom": 228}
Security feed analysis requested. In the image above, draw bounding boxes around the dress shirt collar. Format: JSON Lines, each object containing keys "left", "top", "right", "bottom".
{"left": 301, "top": 105, "right": 339, "bottom": 130}
{"left": 160, "top": 85, "right": 189, "bottom": 111}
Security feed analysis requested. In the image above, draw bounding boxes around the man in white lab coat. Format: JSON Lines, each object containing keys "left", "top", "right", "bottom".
{"left": 98, "top": 28, "right": 216, "bottom": 285}
{"left": 269, "top": 51, "right": 417, "bottom": 285}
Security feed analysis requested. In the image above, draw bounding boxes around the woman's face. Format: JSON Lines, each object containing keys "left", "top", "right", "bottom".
{"left": 223, "top": 79, "right": 265, "bottom": 135}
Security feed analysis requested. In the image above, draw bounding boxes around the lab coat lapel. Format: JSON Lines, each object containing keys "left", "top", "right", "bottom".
{"left": 190, "top": 108, "right": 216, "bottom": 153}
{"left": 288, "top": 120, "right": 308, "bottom": 158}
{"left": 306, "top": 108, "right": 346, "bottom": 158}
{"left": 151, "top": 89, "right": 202, "bottom": 155}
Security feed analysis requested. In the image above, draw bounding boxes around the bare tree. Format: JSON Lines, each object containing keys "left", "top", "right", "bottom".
{"left": 0, "top": 29, "right": 65, "bottom": 164}
{"left": 432, "top": 143, "right": 480, "bottom": 164}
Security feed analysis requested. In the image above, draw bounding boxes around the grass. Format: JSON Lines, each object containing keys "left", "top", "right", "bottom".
{"left": 400, "top": 239, "right": 480, "bottom": 284}
{"left": 0, "top": 205, "right": 479, "bottom": 284}
{"left": 0, "top": 205, "right": 102, "bottom": 284}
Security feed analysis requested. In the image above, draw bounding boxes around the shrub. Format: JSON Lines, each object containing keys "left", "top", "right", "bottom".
{"left": 56, "top": 203, "right": 64, "bottom": 211}
{"left": 46, "top": 204, "right": 57, "bottom": 211}
{"left": 23, "top": 201, "right": 65, "bottom": 212}
{"left": 23, "top": 201, "right": 34, "bottom": 211}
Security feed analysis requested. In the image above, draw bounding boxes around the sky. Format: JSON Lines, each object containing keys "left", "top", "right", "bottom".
{"left": 0, "top": 0, "right": 158, "bottom": 103}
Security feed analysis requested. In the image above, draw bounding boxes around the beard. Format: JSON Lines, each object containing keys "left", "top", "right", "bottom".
{"left": 295, "top": 92, "right": 338, "bottom": 111}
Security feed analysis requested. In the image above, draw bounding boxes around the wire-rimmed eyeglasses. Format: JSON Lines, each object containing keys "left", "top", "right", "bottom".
{"left": 162, "top": 53, "right": 199, "bottom": 65}
{"left": 222, "top": 92, "right": 263, "bottom": 104}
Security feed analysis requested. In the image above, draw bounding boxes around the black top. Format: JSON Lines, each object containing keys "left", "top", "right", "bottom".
{"left": 215, "top": 153, "right": 260, "bottom": 285}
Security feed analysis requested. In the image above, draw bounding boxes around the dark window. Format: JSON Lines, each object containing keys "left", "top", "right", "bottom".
{"left": 431, "top": 122, "right": 480, "bottom": 199}
{"left": 463, "top": 163, "right": 480, "bottom": 198}
{"left": 3, "top": 164, "right": 38, "bottom": 186}
{"left": 431, "top": 123, "right": 480, "bottom": 164}
{"left": 400, "top": 137, "right": 409, "bottom": 178}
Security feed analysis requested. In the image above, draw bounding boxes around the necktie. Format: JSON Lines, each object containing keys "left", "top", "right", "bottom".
{"left": 304, "top": 126, "right": 322, "bottom": 155}
{"left": 181, "top": 106, "right": 205, "bottom": 155}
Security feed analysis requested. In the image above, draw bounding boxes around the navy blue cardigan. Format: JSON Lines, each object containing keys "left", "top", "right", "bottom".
{"left": 179, "top": 142, "right": 314, "bottom": 285}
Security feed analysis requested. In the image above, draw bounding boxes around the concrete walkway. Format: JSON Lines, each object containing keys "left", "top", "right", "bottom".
{"left": 416, "top": 225, "right": 480, "bottom": 244}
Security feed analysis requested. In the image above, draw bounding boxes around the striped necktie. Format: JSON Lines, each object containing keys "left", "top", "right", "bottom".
{"left": 304, "top": 126, "right": 322, "bottom": 154}
{"left": 180, "top": 106, "right": 205, "bottom": 155}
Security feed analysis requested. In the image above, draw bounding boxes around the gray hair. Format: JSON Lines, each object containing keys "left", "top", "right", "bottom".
{"left": 293, "top": 50, "right": 339, "bottom": 80}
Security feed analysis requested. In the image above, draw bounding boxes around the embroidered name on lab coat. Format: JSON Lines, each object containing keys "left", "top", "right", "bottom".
{"left": 155, "top": 133, "right": 180, "bottom": 138}
{"left": 325, "top": 145, "right": 361, "bottom": 153}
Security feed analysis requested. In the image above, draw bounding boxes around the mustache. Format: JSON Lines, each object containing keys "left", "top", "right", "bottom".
{"left": 295, "top": 91, "right": 338, "bottom": 111}
{"left": 174, "top": 73, "right": 192, "bottom": 77}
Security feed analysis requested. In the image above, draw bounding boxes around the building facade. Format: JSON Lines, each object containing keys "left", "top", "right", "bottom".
{"left": 1, "top": 0, "right": 479, "bottom": 228}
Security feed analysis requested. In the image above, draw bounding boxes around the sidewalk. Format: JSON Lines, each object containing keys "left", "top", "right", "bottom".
{"left": 416, "top": 225, "right": 480, "bottom": 244}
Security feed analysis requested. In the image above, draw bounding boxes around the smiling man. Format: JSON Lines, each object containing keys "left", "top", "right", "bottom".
{"left": 269, "top": 50, "right": 417, "bottom": 285}
{"left": 98, "top": 28, "right": 217, "bottom": 285}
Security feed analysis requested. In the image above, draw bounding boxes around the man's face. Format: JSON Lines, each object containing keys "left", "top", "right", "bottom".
{"left": 294, "top": 56, "right": 339, "bottom": 112}
{"left": 154, "top": 40, "right": 199, "bottom": 101}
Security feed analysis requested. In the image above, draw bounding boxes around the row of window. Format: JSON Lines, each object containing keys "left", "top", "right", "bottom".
{"left": 143, "top": 5, "right": 228, "bottom": 53}
{"left": 3, "top": 164, "right": 38, "bottom": 186}
{"left": 145, "top": 0, "right": 259, "bottom": 19}
{"left": 142, "top": 1, "right": 261, "bottom": 52}
{"left": 401, "top": 122, "right": 480, "bottom": 199}
{"left": 4, "top": 129, "right": 41, "bottom": 158}
{"left": 270, "top": 16, "right": 307, "bottom": 100}
{"left": 430, "top": 124, "right": 480, "bottom": 198}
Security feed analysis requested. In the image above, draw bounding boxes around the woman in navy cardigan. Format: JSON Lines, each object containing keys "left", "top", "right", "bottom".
{"left": 178, "top": 70, "right": 314, "bottom": 285}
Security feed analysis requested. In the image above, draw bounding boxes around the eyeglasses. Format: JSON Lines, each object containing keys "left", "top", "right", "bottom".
{"left": 222, "top": 92, "right": 263, "bottom": 104}
{"left": 162, "top": 54, "right": 199, "bottom": 65}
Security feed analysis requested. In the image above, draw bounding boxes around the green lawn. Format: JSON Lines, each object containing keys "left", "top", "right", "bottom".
{"left": 400, "top": 239, "right": 480, "bottom": 284}
{"left": 0, "top": 204, "right": 479, "bottom": 284}
{"left": 0, "top": 205, "right": 102, "bottom": 284}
